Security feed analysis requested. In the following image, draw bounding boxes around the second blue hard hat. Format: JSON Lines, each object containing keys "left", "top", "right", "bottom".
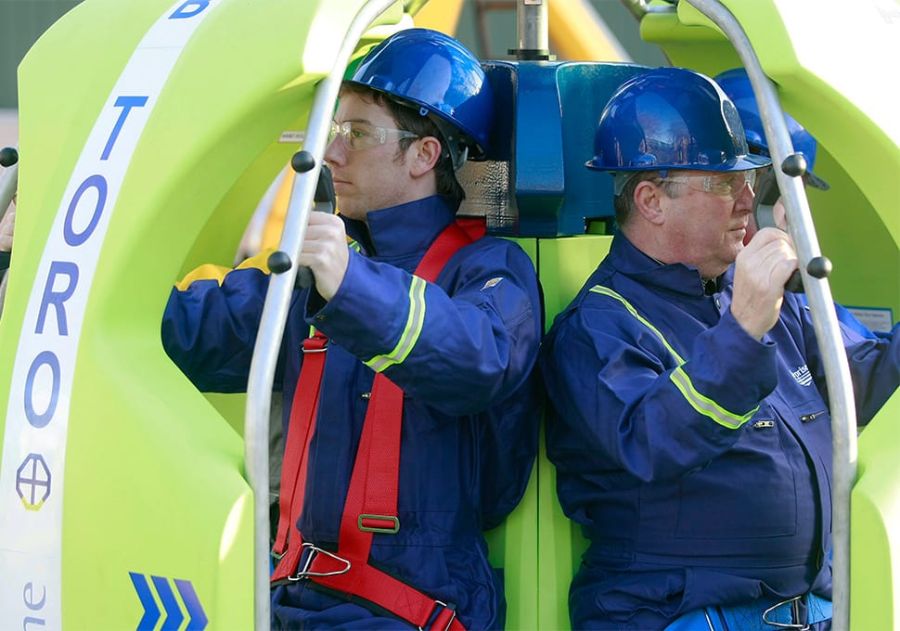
{"left": 715, "top": 68, "right": 829, "bottom": 190}
{"left": 348, "top": 28, "right": 493, "bottom": 161}
{"left": 587, "top": 67, "right": 770, "bottom": 174}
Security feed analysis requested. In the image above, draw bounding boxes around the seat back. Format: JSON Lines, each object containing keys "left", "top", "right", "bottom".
{"left": 463, "top": 60, "right": 648, "bottom": 630}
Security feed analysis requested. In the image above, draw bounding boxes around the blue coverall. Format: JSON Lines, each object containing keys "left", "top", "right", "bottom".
{"left": 163, "top": 196, "right": 543, "bottom": 630}
{"left": 541, "top": 233, "right": 899, "bottom": 630}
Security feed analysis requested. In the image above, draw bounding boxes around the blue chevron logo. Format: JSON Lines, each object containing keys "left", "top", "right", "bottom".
{"left": 129, "top": 572, "right": 209, "bottom": 631}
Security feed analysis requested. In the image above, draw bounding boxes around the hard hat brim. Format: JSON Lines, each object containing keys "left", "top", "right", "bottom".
{"left": 585, "top": 152, "right": 771, "bottom": 172}
{"left": 804, "top": 170, "right": 830, "bottom": 191}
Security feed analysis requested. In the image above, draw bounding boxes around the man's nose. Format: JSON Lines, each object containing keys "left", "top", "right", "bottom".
{"left": 324, "top": 135, "right": 346, "bottom": 167}
{"left": 734, "top": 179, "right": 755, "bottom": 211}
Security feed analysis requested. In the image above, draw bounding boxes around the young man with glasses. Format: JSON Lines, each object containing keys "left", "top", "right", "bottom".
{"left": 540, "top": 67, "right": 898, "bottom": 630}
{"left": 163, "top": 29, "right": 542, "bottom": 630}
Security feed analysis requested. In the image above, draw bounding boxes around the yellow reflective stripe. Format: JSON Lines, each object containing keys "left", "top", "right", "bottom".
{"left": 670, "top": 367, "right": 756, "bottom": 429}
{"left": 365, "top": 276, "right": 427, "bottom": 373}
{"left": 175, "top": 249, "right": 274, "bottom": 291}
{"left": 349, "top": 240, "right": 362, "bottom": 253}
{"left": 589, "top": 285, "right": 685, "bottom": 364}
{"left": 590, "top": 284, "right": 752, "bottom": 430}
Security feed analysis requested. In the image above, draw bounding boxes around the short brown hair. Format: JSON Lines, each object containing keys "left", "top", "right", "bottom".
{"left": 339, "top": 82, "right": 466, "bottom": 209}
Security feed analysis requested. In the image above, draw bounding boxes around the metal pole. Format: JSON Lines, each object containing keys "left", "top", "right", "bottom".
{"left": 0, "top": 159, "right": 17, "bottom": 317}
{"left": 684, "top": 2, "right": 857, "bottom": 629}
{"left": 0, "top": 160, "right": 17, "bottom": 223}
{"left": 244, "top": 1, "right": 400, "bottom": 628}
{"left": 517, "top": 0, "right": 549, "bottom": 55}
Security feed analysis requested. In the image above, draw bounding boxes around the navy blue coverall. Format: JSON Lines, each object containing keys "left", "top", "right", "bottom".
{"left": 163, "top": 196, "right": 543, "bottom": 629}
{"left": 541, "top": 233, "right": 899, "bottom": 630}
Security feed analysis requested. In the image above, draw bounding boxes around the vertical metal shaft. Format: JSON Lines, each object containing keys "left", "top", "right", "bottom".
{"left": 517, "top": 0, "right": 549, "bottom": 54}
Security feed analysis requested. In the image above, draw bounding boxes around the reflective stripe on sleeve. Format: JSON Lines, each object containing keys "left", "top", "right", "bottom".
{"left": 365, "top": 275, "right": 427, "bottom": 373}
{"left": 589, "top": 285, "right": 685, "bottom": 364}
{"left": 590, "top": 284, "right": 753, "bottom": 430}
{"left": 670, "top": 366, "right": 756, "bottom": 429}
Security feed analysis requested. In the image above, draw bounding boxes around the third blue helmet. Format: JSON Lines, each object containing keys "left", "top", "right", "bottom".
{"left": 715, "top": 68, "right": 829, "bottom": 190}
{"left": 587, "top": 67, "right": 770, "bottom": 174}
{"left": 348, "top": 28, "right": 493, "bottom": 164}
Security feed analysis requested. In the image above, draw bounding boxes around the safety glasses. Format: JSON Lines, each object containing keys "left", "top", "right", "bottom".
{"left": 328, "top": 120, "right": 419, "bottom": 151}
{"left": 660, "top": 170, "right": 758, "bottom": 200}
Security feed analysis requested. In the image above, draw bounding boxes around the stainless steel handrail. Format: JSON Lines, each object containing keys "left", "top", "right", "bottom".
{"left": 243, "top": 1, "right": 401, "bottom": 628}
{"left": 684, "top": 2, "right": 857, "bottom": 629}
{"left": 0, "top": 159, "right": 17, "bottom": 223}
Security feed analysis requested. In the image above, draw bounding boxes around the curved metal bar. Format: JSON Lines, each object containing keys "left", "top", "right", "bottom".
{"left": 0, "top": 160, "right": 17, "bottom": 223}
{"left": 244, "top": 1, "right": 401, "bottom": 628}
{"left": 684, "top": 2, "right": 857, "bottom": 629}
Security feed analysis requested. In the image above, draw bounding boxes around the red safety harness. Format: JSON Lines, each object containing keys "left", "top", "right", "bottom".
{"left": 271, "top": 219, "right": 486, "bottom": 630}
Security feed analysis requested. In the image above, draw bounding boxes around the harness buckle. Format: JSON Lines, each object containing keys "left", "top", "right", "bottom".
{"left": 419, "top": 600, "right": 456, "bottom": 631}
{"left": 302, "top": 338, "right": 328, "bottom": 354}
{"left": 762, "top": 595, "right": 810, "bottom": 630}
{"left": 288, "top": 543, "right": 351, "bottom": 581}
{"left": 358, "top": 513, "right": 400, "bottom": 534}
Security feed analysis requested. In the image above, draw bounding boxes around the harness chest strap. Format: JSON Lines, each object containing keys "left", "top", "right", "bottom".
{"left": 272, "top": 219, "right": 485, "bottom": 630}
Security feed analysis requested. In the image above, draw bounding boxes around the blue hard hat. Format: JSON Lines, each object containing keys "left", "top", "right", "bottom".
{"left": 587, "top": 67, "right": 770, "bottom": 174}
{"left": 715, "top": 68, "right": 828, "bottom": 189}
{"left": 348, "top": 28, "right": 493, "bottom": 160}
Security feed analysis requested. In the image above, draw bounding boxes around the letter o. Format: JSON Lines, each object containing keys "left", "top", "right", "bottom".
{"left": 64, "top": 174, "right": 108, "bottom": 247}
{"left": 24, "top": 351, "right": 61, "bottom": 429}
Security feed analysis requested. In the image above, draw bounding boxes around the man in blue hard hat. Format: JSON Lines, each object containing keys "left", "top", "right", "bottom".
{"left": 716, "top": 67, "right": 883, "bottom": 340}
{"left": 715, "top": 68, "right": 829, "bottom": 193}
{"left": 162, "top": 29, "right": 542, "bottom": 630}
{"left": 540, "top": 66, "right": 899, "bottom": 630}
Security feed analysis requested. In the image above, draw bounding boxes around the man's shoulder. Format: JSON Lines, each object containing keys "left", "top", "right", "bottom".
{"left": 450, "top": 233, "right": 536, "bottom": 271}
{"left": 548, "top": 269, "right": 645, "bottom": 336}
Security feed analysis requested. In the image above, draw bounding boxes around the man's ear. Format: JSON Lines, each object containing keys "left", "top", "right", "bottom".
{"left": 633, "top": 180, "right": 666, "bottom": 226}
{"left": 408, "top": 136, "right": 443, "bottom": 177}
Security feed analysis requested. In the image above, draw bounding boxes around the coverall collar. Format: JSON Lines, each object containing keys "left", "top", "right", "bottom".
{"left": 610, "top": 231, "right": 722, "bottom": 297}
{"left": 342, "top": 195, "right": 456, "bottom": 258}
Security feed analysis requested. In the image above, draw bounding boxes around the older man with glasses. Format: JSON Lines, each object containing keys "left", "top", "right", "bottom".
{"left": 163, "top": 29, "right": 542, "bottom": 630}
{"left": 540, "top": 67, "right": 898, "bottom": 630}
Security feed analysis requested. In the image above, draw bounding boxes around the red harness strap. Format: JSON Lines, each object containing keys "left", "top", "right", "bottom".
{"left": 272, "top": 219, "right": 485, "bottom": 630}
{"left": 270, "top": 331, "right": 327, "bottom": 577}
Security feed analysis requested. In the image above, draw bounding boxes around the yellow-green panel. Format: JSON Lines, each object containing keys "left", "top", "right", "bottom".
{"left": 1, "top": 0, "right": 407, "bottom": 628}
{"left": 536, "top": 235, "right": 611, "bottom": 631}
{"left": 485, "top": 236, "right": 539, "bottom": 630}
{"left": 853, "top": 389, "right": 900, "bottom": 631}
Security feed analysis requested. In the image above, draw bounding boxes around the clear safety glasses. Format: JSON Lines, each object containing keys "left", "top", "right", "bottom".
{"left": 328, "top": 120, "right": 420, "bottom": 151}
{"left": 660, "top": 169, "right": 758, "bottom": 200}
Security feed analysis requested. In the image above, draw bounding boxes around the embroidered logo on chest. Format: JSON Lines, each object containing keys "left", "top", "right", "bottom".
{"left": 791, "top": 364, "right": 813, "bottom": 386}
{"left": 481, "top": 277, "right": 504, "bottom": 290}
